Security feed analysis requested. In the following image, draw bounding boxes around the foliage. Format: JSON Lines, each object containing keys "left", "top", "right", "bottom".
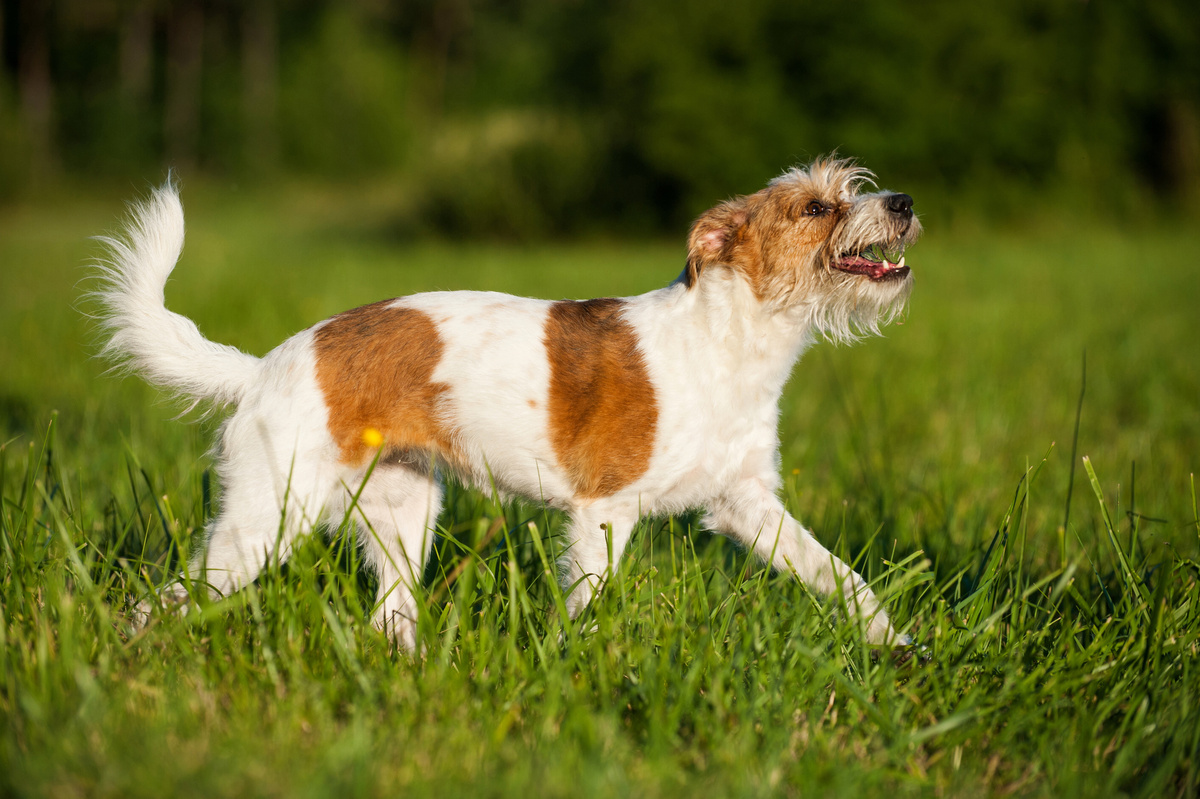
{"left": 1, "top": 0, "right": 1198, "bottom": 232}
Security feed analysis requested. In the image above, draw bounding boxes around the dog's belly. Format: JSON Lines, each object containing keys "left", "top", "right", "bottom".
{"left": 640, "top": 422, "right": 780, "bottom": 515}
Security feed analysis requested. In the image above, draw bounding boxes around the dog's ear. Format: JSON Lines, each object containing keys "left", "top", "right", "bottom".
{"left": 684, "top": 199, "right": 750, "bottom": 288}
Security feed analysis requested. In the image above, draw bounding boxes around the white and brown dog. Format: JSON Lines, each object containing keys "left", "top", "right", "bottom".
{"left": 97, "top": 158, "right": 920, "bottom": 650}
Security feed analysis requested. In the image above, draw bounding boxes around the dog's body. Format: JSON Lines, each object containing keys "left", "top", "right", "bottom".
{"left": 97, "top": 158, "right": 920, "bottom": 649}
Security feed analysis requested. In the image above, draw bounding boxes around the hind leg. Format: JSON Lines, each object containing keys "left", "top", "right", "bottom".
{"left": 137, "top": 413, "right": 336, "bottom": 621}
{"left": 334, "top": 462, "right": 442, "bottom": 651}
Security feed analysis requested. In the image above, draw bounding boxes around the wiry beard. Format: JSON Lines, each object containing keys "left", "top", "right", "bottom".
{"left": 807, "top": 189, "right": 921, "bottom": 343}
{"left": 802, "top": 268, "right": 913, "bottom": 344}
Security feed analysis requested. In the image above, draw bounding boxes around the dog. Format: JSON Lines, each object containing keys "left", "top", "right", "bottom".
{"left": 96, "top": 157, "right": 920, "bottom": 650}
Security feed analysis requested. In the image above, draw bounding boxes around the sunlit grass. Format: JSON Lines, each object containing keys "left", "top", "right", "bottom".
{"left": 1, "top": 185, "right": 1199, "bottom": 796}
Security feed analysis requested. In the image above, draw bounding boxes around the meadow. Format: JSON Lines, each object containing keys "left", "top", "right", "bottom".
{"left": 1, "top": 182, "right": 1199, "bottom": 797}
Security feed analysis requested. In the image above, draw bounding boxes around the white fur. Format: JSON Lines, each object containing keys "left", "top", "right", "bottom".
{"left": 98, "top": 167, "right": 916, "bottom": 650}
{"left": 93, "top": 181, "right": 261, "bottom": 407}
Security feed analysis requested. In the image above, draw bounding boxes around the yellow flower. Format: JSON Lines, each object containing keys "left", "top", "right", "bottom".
{"left": 362, "top": 427, "right": 384, "bottom": 448}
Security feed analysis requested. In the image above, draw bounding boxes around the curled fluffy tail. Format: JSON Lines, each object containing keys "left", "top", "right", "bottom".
{"left": 93, "top": 180, "right": 260, "bottom": 407}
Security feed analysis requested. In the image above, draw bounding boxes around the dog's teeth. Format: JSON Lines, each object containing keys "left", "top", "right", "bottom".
{"left": 898, "top": 255, "right": 905, "bottom": 268}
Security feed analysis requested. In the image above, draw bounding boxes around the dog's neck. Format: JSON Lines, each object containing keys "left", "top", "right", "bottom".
{"left": 652, "top": 272, "right": 816, "bottom": 398}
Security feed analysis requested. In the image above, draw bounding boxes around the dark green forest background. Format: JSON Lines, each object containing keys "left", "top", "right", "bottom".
{"left": 2, "top": 0, "right": 1198, "bottom": 236}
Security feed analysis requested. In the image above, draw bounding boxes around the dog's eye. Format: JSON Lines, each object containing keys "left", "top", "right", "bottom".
{"left": 804, "top": 200, "right": 826, "bottom": 216}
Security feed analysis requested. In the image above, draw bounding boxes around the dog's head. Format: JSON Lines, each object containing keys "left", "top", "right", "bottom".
{"left": 684, "top": 157, "right": 921, "bottom": 341}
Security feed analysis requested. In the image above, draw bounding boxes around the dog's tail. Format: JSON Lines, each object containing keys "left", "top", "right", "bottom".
{"left": 92, "top": 179, "right": 260, "bottom": 407}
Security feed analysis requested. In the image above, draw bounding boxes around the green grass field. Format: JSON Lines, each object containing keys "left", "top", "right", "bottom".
{"left": 2, "top": 184, "right": 1199, "bottom": 797}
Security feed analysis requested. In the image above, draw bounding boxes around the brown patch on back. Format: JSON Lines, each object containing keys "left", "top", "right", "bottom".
{"left": 313, "top": 301, "right": 459, "bottom": 467}
{"left": 545, "top": 299, "right": 657, "bottom": 499}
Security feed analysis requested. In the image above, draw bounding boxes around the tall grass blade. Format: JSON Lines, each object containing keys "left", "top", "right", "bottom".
{"left": 1061, "top": 349, "right": 1086, "bottom": 566}
{"left": 1082, "top": 456, "right": 1149, "bottom": 621}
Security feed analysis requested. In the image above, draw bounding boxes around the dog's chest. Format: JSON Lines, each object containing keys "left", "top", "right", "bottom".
{"left": 638, "top": 359, "right": 786, "bottom": 508}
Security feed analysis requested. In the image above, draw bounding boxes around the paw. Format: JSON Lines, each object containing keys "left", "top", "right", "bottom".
{"left": 557, "top": 620, "right": 600, "bottom": 646}
{"left": 129, "top": 582, "right": 191, "bottom": 631}
{"left": 374, "top": 607, "right": 420, "bottom": 653}
{"left": 870, "top": 640, "right": 930, "bottom": 667}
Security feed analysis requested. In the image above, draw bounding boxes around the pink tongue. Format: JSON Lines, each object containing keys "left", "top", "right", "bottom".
{"left": 845, "top": 255, "right": 892, "bottom": 274}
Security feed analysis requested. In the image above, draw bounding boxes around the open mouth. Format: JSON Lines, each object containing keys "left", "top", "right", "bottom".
{"left": 833, "top": 244, "right": 911, "bottom": 282}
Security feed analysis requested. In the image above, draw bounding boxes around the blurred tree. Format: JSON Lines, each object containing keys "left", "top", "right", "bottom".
{"left": 242, "top": 0, "right": 278, "bottom": 173}
{"left": 277, "top": 5, "right": 414, "bottom": 176}
{"left": 165, "top": 0, "right": 203, "bottom": 171}
{"left": 116, "top": 0, "right": 154, "bottom": 171}
{"left": 118, "top": 0, "right": 152, "bottom": 107}
{"left": 16, "top": 0, "right": 54, "bottom": 179}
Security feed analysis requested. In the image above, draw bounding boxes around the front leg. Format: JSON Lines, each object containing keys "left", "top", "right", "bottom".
{"left": 560, "top": 502, "right": 641, "bottom": 619}
{"left": 705, "top": 479, "right": 904, "bottom": 645}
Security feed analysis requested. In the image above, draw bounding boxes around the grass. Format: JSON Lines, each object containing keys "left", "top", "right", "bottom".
{"left": 2, "top": 182, "right": 1199, "bottom": 797}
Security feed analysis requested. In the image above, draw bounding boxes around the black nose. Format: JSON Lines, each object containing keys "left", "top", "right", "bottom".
{"left": 885, "top": 193, "right": 913, "bottom": 217}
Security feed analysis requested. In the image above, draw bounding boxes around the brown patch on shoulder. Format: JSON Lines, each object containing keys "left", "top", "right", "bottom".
{"left": 313, "top": 300, "right": 460, "bottom": 467}
{"left": 545, "top": 299, "right": 657, "bottom": 499}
